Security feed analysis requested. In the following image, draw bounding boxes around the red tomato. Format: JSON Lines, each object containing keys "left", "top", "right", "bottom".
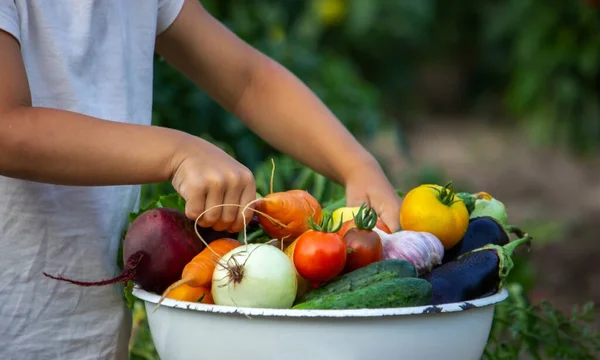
{"left": 343, "top": 228, "right": 383, "bottom": 273}
{"left": 337, "top": 219, "right": 391, "bottom": 239}
{"left": 293, "top": 230, "right": 347, "bottom": 283}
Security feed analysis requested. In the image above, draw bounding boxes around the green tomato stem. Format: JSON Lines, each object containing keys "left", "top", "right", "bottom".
{"left": 307, "top": 211, "right": 343, "bottom": 233}
{"left": 429, "top": 181, "right": 460, "bottom": 207}
{"left": 353, "top": 202, "right": 378, "bottom": 231}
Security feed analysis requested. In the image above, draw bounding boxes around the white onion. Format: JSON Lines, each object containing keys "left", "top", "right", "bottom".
{"left": 211, "top": 244, "right": 297, "bottom": 309}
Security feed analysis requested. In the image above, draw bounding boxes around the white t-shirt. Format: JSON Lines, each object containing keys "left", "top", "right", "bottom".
{"left": 0, "top": 1, "right": 184, "bottom": 359}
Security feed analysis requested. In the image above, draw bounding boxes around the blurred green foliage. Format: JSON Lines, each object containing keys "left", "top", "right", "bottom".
{"left": 485, "top": 283, "right": 600, "bottom": 359}
{"left": 483, "top": 0, "right": 600, "bottom": 154}
{"left": 150, "top": 0, "right": 599, "bottom": 183}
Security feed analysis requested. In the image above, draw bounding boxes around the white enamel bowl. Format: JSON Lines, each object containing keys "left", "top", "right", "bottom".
{"left": 133, "top": 286, "right": 508, "bottom": 360}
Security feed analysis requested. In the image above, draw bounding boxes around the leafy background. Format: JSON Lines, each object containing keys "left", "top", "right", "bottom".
{"left": 131, "top": 0, "right": 600, "bottom": 358}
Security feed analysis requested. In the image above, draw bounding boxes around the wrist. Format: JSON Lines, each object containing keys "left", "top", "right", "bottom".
{"left": 165, "top": 129, "right": 202, "bottom": 182}
{"left": 338, "top": 152, "right": 383, "bottom": 186}
{"left": 167, "top": 132, "right": 229, "bottom": 183}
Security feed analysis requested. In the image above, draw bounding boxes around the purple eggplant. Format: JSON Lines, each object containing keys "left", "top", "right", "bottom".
{"left": 423, "top": 234, "right": 532, "bottom": 305}
{"left": 442, "top": 216, "right": 524, "bottom": 264}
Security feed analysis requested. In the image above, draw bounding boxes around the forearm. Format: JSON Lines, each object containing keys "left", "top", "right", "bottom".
{"left": 233, "top": 59, "right": 379, "bottom": 184}
{"left": 154, "top": 0, "right": 379, "bottom": 184}
{"left": 0, "top": 106, "right": 186, "bottom": 186}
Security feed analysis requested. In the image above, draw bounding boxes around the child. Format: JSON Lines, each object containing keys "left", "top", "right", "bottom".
{"left": 0, "top": 0, "right": 402, "bottom": 358}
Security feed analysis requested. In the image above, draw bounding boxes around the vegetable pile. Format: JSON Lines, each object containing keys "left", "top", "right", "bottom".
{"left": 42, "top": 166, "right": 532, "bottom": 312}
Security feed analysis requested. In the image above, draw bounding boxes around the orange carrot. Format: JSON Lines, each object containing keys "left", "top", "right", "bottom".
{"left": 166, "top": 283, "right": 214, "bottom": 304}
{"left": 200, "top": 289, "right": 214, "bottom": 304}
{"left": 255, "top": 190, "right": 322, "bottom": 240}
{"left": 156, "top": 238, "right": 240, "bottom": 307}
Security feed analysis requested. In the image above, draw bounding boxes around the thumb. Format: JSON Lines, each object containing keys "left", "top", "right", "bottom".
{"left": 377, "top": 208, "right": 401, "bottom": 233}
{"left": 344, "top": 188, "right": 370, "bottom": 209}
{"left": 369, "top": 194, "right": 402, "bottom": 233}
{"left": 345, "top": 193, "right": 399, "bottom": 232}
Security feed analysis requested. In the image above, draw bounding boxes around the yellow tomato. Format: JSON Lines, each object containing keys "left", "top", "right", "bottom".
{"left": 400, "top": 182, "right": 469, "bottom": 249}
{"left": 284, "top": 238, "right": 311, "bottom": 299}
{"left": 283, "top": 238, "right": 298, "bottom": 259}
{"left": 331, "top": 206, "right": 360, "bottom": 226}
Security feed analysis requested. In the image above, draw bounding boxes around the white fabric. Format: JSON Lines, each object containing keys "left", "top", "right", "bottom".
{"left": 0, "top": 0, "right": 184, "bottom": 359}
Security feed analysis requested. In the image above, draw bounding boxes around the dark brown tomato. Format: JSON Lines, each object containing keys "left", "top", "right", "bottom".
{"left": 343, "top": 228, "right": 383, "bottom": 273}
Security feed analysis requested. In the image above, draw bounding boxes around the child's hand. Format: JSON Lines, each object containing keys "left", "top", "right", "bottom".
{"left": 170, "top": 138, "right": 256, "bottom": 233}
{"left": 344, "top": 163, "right": 402, "bottom": 232}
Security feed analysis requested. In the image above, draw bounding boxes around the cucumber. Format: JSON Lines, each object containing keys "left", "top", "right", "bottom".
{"left": 292, "top": 277, "right": 432, "bottom": 310}
{"left": 297, "top": 259, "right": 417, "bottom": 303}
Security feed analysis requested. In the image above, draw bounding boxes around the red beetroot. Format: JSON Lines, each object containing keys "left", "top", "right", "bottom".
{"left": 43, "top": 207, "right": 217, "bottom": 294}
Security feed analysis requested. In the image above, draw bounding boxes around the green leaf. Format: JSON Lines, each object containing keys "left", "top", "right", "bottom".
{"left": 579, "top": 43, "right": 600, "bottom": 77}
{"left": 237, "top": 228, "right": 267, "bottom": 244}
{"left": 485, "top": 282, "right": 600, "bottom": 359}
{"left": 311, "top": 173, "right": 327, "bottom": 203}
{"left": 345, "top": 0, "right": 378, "bottom": 37}
{"left": 124, "top": 281, "right": 136, "bottom": 309}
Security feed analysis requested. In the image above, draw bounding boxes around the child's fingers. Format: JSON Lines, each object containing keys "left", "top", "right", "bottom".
{"left": 377, "top": 207, "right": 401, "bottom": 233}
{"left": 370, "top": 192, "right": 402, "bottom": 233}
{"left": 200, "top": 180, "right": 225, "bottom": 228}
{"left": 344, "top": 191, "right": 370, "bottom": 209}
{"left": 184, "top": 185, "right": 206, "bottom": 223}
{"left": 215, "top": 176, "right": 246, "bottom": 232}
{"left": 229, "top": 180, "right": 256, "bottom": 233}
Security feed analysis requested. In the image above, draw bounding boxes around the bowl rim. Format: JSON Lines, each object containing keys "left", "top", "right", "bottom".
{"left": 133, "top": 286, "right": 509, "bottom": 318}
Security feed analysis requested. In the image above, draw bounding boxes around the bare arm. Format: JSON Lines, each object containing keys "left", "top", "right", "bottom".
{"left": 0, "top": 30, "right": 191, "bottom": 186}
{"left": 155, "top": 0, "right": 382, "bottom": 186}
{"left": 0, "top": 29, "right": 256, "bottom": 231}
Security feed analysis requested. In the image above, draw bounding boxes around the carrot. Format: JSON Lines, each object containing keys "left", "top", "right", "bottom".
{"left": 200, "top": 288, "right": 214, "bottom": 304}
{"left": 156, "top": 238, "right": 240, "bottom": 308}
{"left": 252, "top": 159, "right": 323, "bottom": 241}
{"left": 255, "top": 190, "right": 322, "bottom": 240}
{"left": 165, "top": 283, "right": 214, "bottom": 304}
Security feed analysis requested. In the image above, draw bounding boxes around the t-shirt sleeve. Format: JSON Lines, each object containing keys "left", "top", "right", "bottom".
{"left": 156, "top": 0, "right": 185, "bottom": 35}
{"left": 0, "top": 0, "right": 20, "bottom": 43}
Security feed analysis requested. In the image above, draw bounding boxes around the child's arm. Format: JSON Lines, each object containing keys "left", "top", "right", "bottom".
{"left": 155, "top": 0, "right": 403, "bottom": 230}
{"left": 156, "top": 0, "right": 377, "bottom": 185}
{"left": 0, "top": 31, "right": 255, "bottom": 232}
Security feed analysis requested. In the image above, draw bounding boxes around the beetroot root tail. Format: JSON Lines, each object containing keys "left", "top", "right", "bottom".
{"left": 42, "top": 251, "right": 144, "bottom": 287}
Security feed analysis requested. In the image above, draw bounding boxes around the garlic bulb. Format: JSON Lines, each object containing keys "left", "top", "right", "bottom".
{"left": 373, "top": 227, "right": 445, "bottom": 274}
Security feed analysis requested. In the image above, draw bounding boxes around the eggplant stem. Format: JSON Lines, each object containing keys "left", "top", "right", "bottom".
{"left": 502, "top": 234, "right": 533, "bottom": 256}
{"left": 498, "top": 235, "right": 532, "bottom": 286}
{"left": 464, "top": 234, "right": 533, "bottom": 289}
{"left": 504, "top": 224, "right": 525, "bottom": 238}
